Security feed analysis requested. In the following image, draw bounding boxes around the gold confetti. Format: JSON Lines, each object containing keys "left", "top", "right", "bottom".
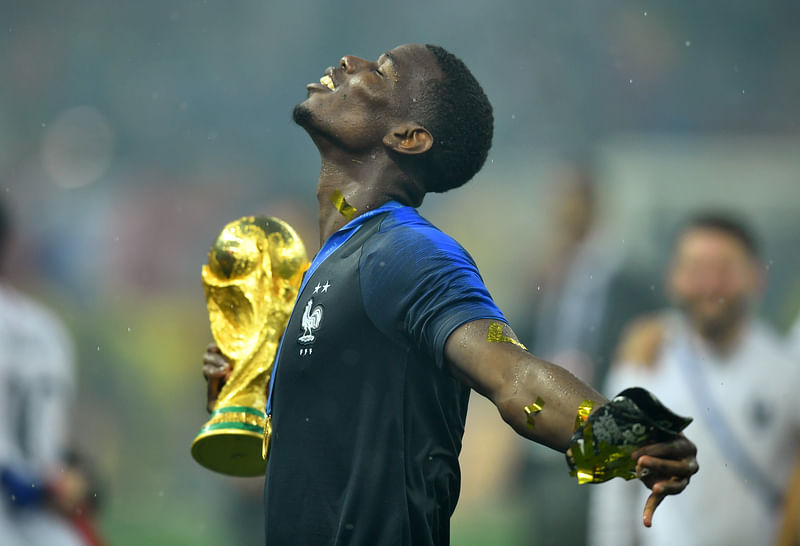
{"left": 523, "top": 396, "right": 545, "bottom": 429}
{"left": 568, "top": 422, "right": 637, "bottom": 484}
{"left": 330, "top": 189, "right": 357, "bottom": 221}
{"left": 487, "top": 321, "right": 528, "bottom": 351}
{"left": 262, "top": 414, "right": 272, "bottom": 461}
{"left": 573, "top": 399, "right": 595, "bottom": 432}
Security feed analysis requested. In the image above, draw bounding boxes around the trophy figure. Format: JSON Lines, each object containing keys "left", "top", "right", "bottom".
{"left": 191, "top": 216, "right": 308, "bottom": 476}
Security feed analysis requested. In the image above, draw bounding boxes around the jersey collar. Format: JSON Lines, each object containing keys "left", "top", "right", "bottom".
{"left": 300, "top": 200, "right": 405, "bottom": 296}
{"left": 265, "top": 200, "right": 405, "bottom": 416}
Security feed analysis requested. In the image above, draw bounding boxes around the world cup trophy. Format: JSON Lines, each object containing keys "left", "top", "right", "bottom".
{"left": 191, "top": 216, "right": 308, "bottom": 476}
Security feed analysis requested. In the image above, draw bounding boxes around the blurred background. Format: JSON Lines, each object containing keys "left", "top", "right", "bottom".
{"left": 1, "top": 0, "right": 799, "bottom": 544}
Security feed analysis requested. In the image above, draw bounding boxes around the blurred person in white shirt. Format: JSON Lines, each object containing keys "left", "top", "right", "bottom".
{"left": 589, "top": 212, "right": 800, "bottom": 546}
{"left": 0, "top": 200, "right": 100, "bottom": 546}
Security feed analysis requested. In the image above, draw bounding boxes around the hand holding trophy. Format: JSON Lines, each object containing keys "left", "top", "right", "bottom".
{"left": 191, "top": 216, "right": 308, "bottom": 476}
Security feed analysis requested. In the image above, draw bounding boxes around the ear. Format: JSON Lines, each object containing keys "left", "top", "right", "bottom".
{"left": 382, "top": 124, "right": 433, "bottom": 155}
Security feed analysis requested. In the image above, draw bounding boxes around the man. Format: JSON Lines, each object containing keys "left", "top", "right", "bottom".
{"left": 0, "top": 200, "right": 99, "bottom": 545}
{"left": 589, "top": 213, "right": 799, "bottom": 546}
{"left": 203, "top": 44, "right": 697, "bottom": 545}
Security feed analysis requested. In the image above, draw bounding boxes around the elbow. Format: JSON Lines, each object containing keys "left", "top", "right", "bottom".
{"left": 487, "top": 358, "right": 542, "bottom": 439}
{"left": 493, "top": 385, "right": 534, "bottom": 440}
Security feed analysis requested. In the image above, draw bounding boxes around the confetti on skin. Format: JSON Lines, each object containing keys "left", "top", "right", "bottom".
{"left": 523, "top": 396, "right": 545, "bottom": 429}
{"left": 487, "top": 321, "right": 527, "bottom": 351}
{"left": 330, "top": 190, "right": 357, "bottom": 221}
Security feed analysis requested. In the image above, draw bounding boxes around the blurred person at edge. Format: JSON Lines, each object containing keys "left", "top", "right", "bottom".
{"left": 774, "top": 308, "right": 800, "bottom": 546}
{"left": 589, "top": 212, "right": 799, "bottom": 546}
{"left": 0, "top": 200, "right": 102, "bottom": 546}
{"left": 516, "top": 167, "right": 661, "bottom": 545}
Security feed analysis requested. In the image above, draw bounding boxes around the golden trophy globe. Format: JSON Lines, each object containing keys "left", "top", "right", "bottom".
{"left": 191, "top": 216, "right": 308, "bottom": 476}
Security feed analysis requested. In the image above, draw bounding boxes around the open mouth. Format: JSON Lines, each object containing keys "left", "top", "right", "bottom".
{"left": 307, "top": 74, "right": 336, "bottom": 93}
{"left": 319, "top": 75, "right": 335, "bottom": 91}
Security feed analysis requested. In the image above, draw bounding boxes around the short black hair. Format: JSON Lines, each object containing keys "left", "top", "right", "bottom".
{"left": 679, "top": 211, "right": 760, "bottom": 258}
{"left": 410, "top": 45, "right": 493, "bottom": 193}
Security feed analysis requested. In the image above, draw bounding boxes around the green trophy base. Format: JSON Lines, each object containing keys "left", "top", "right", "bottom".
{"left": 191, "top": 406, "right": 268, "bottom": 477}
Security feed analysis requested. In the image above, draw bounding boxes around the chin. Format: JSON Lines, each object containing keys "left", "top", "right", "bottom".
{"left": 292, "top": 103, "right": 338, "bottom": 148}
{"left": 292, "top": 102, "right": 330, "bottom": 139}
{"left": 692, "top": 306, "right": 745, "bottom": 340}
{"left": 292, "top": 102, "right": 313, "bottom": 127}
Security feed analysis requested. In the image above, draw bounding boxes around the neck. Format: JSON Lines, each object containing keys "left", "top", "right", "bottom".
{"left": 313, "top": 145, "right": 423, "bottom": 245}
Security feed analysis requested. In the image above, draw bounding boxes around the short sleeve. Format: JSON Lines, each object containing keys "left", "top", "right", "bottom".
{"left": 359, "top": 215, "right": 505, "bottom": 367}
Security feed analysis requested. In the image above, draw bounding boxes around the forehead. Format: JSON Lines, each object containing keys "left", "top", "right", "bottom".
{"left": 676, "top": 228, "right": 753, "bottom": 261}
{"left": 384, "top": 44, "right": 441, "bottom": 79}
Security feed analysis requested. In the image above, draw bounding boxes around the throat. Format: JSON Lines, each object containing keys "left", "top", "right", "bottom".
{"left": 314, "top": 157, "right": 418, "bottom": 244}
{"left": 315, "top": 180, "right": 391, "bottom": 245}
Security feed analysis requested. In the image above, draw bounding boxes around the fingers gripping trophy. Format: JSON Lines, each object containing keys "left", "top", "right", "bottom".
{"left": 191, "top": 216, "right": 309, "bottom": 476}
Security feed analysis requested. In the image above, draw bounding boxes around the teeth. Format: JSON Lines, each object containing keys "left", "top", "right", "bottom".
{"left": 320, "top": 75, "right": 335, "bottom": 91}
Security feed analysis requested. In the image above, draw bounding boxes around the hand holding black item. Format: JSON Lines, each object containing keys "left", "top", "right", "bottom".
{"left": 567, "top": 388, "right": 698, "bottom": 527}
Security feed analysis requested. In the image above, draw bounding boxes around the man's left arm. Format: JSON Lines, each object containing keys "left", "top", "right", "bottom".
{"left": 444, "top": 318, "right": 698, "bottom": 527}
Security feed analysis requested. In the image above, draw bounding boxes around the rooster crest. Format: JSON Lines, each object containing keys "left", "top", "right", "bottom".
{"left": 298, "top": 299, "right": 323, "bottom": 344}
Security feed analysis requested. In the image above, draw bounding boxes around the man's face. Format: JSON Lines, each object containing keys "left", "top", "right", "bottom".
{"left": 668, "top": 228, "right": 761, "bottom": 338}
{"left": 293, "top": 44, "right": 439, "bottom": 152}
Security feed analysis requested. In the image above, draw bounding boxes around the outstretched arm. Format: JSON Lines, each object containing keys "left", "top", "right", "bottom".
{"left": 445, "top": 319, "right": 603, "bottom": 451}
{"left": 444, "top": 319, "right": 698, "bottom": 527}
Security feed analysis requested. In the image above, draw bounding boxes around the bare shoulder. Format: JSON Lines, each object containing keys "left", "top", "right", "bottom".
{"left": 614, "top": 312, "right": 668, "bottom": 370}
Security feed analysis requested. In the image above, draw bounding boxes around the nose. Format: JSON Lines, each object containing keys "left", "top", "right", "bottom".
{"left": 339, "top": 55, "right": 371, "bottom": 74}
{"left": 693, "top": 265, "right": 730, "bottom": 297}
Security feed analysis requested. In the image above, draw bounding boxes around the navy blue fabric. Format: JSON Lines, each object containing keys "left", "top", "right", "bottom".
{"left": 1, "top": 468, "right": 45, "bottom": 508}
{"left": 360, "top": 206, "right": 506, "bottom": 368}
{"left": 265, "top": 200, "right": 405, "bottom": 416}
{"left": 263, "top": 205, "right": 505, "bottom": 546}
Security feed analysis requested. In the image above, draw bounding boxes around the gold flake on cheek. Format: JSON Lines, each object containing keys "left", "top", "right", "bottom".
{"left": 487, "top": 321, "right": 528, "bottom": 351}
{"left": 573, "top": 399, "right": 595, "bottom": 432}
{"left": 523, "top": 396, "right": 545, "bottom": 429}
{"left": 330, "top": 189, "right": 357, "bottom": 221}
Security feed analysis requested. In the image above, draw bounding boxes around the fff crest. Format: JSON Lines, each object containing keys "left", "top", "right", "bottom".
{"left": 298, "top": 298, "right": 323, "bottom": 355}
